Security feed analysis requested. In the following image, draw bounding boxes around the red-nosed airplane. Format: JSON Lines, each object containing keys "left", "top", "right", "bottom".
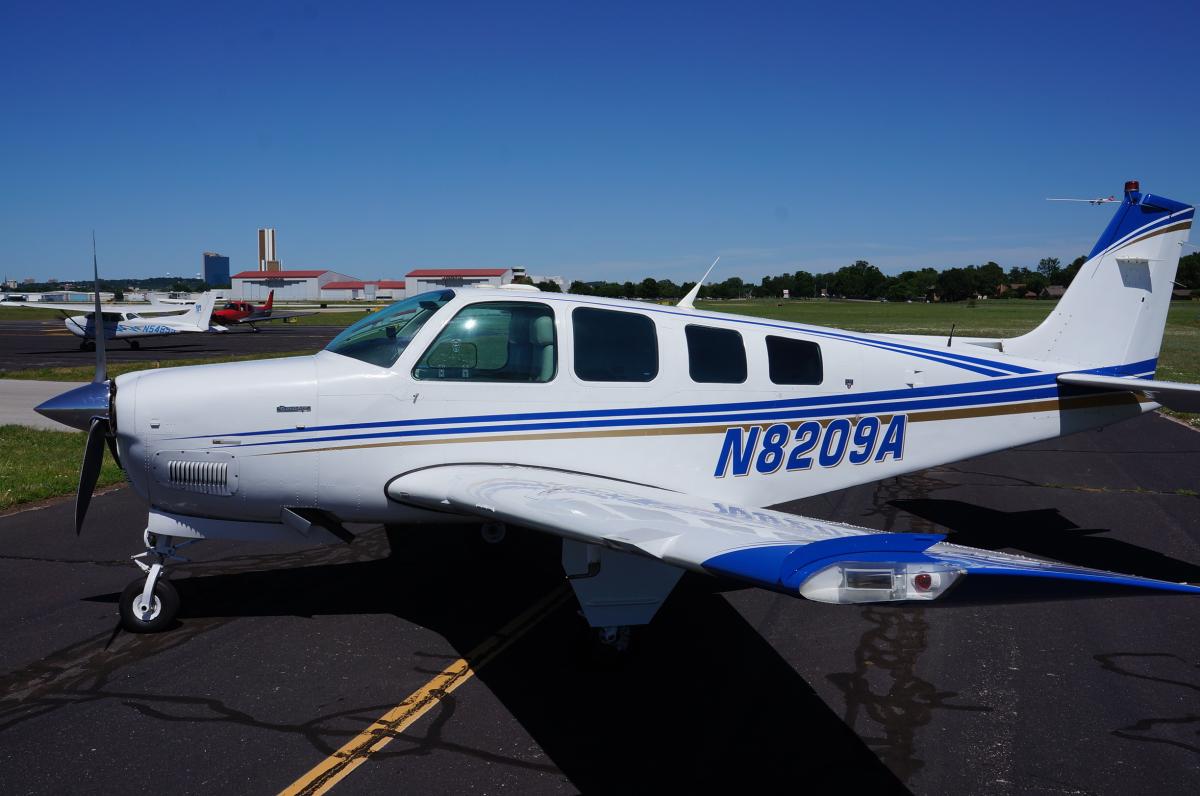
{"left": 210, "top": 290, "right": 316, "bottom": 331}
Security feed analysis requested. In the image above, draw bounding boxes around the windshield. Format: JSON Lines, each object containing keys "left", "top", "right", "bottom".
{"left": 325, "top": 290, "right": 455, "bottom": 368}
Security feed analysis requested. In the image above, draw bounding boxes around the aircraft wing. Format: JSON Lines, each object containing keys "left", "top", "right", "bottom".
{"left": 388, "top": 465, "right": 1200, "bottom": 603}
{"left": 10, "top": 301, "right": 162, "bottom": 314}
{"left": 238, "top": 311, "right": 317, "bottom": 324}
{"left": 1058, "top": 373, "right": 1200, "bottom": 412}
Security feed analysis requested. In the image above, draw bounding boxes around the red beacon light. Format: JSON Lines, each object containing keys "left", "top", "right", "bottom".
{"left": 913, "top": 572, "right": 933, "bottom": 591}
{"left": 1124, "top": 180, "right": 1140, "bottom": 193}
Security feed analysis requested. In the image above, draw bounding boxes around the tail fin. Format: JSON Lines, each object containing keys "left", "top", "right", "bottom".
{"left": 1005, "top": 181, "right": 1193, "bottom": 370}
{"left": 183, "top": 292, "right": 217, "bottom": 330}
{"left": 264, "top": 290, "right": 274, "bottom": 312}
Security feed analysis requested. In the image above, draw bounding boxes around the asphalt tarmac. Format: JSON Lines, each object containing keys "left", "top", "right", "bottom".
{"left": 0, "top": 318, "right": 341, "bottom": 371}
{"left": 0, "top": 413, "right": 1198, "bottom": 793}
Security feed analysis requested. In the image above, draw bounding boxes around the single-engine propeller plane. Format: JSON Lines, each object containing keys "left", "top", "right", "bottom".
{"left": 18, "top": 293, "right": 216, "bottom": 350}
{"left": 210, "top": 290, "right": 316, "bottom": 331}
{"left": 1046, "top": 194, "right": 1119, "bottom": 205}
{"left": 37, "top": 181, "right": 1200, "bottom": 643}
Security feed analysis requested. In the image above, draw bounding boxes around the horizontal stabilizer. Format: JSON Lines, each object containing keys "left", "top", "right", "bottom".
{"left": 1058, "top": 373, "right": 1200, "bottom": 412}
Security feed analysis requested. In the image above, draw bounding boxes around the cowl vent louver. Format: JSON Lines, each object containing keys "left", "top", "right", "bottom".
{"left": 153, "top": 450, "right": 238, "bottom": 496}
{"left": 168, "top": 460, "right": 228, "bottom": 492}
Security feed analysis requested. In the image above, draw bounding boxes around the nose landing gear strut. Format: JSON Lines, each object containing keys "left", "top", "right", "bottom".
{"left": 119, "top": 531, "right": 194, "bottom": 633}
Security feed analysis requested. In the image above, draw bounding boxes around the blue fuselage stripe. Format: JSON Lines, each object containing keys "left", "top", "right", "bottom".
{"left": 178, "top": 358, "right": 1156, "bottom": 443}
{"left": 229, "top": 382, "right": 1116, "bottom": 449}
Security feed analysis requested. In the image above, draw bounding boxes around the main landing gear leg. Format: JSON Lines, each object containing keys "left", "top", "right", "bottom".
{"left": 119, "top": 531, "right": 195, "bottom": 633}
{"left": 562, "top": 540, "right": 684, "bottom": 655}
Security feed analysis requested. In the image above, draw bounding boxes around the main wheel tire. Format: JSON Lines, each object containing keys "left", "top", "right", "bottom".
{"left": 119, "top": 578, "right": 179, "bottom": 633}
{"left": 128, "top": 340, "right": 140, "bottom": 350}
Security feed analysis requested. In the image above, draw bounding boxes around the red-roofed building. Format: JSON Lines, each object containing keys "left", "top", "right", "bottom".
{"left": 405, "top": 268, "right": 512, "bottom": 293}
{"left": 231, "top": 269, "right": 358, "bottom": 301}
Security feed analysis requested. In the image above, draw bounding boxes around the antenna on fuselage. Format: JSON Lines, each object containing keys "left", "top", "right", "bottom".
{"left": 947, "top": 323, "right": 956, "bottom": 348}
{"left": 678, "top": 256, "right": 720, "bottom": 310}
{"left": 91, "top": 232, "right": 107, "bottom": 381}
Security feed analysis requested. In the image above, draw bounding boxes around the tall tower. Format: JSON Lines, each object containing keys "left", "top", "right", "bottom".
{"left": 258, "top": 228, "right": 280, "bottom": 271}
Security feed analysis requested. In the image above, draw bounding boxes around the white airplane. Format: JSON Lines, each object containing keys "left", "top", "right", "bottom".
{"left": 36, "top": 182, "right": 1200, "bottom": 645}
{"left": 1046, "top": 194, "right": 1119, "bottom": 205}
{"left": 19, "top": 293, "right": 216, "bottom": 350}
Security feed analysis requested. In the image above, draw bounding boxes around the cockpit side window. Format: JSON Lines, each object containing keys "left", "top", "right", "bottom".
{"left": 413, "top": 301, "right": 556, "bottom": 382}
{"left": 325, "top": 290, "right": 454, "bottom": 368}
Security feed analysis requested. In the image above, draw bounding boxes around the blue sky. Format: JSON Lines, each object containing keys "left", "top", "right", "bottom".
{"left": 2, "top": 1, "right": 1198, "bottom": 284}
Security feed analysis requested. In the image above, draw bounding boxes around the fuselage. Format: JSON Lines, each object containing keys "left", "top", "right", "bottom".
{"left": 66, "top": 311, "right": 188, "bottom": 340}
{"left": 213, "top": 301, "right": 265, "bottom": 324}
{"left": 111, "top": 288, "right": 1155, "bottom": 528}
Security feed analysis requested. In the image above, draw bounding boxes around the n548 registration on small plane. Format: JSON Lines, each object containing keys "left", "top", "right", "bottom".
{"left": 20, "top": 292, "right": 216, "bottom": 350}
{"left": 38, "top": 181, "right": 1200, "bottom": 640}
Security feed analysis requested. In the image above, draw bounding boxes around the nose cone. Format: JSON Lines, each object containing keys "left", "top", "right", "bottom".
{"left": 35, "top": 381, "right": 110, "bottom": 431}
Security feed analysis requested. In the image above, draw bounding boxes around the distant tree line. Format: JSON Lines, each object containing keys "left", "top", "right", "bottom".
{"left": 3, "top": 276, "right": 207, "bottom": 295}
{"left": 569, "top": 252, "right": 1200, "bottom": 303}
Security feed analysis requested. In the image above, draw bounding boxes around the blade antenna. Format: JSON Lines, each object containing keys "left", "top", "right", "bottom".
{"left": 678, "top": 256, "right": 720, "bottom": 310}
{"left": 91, "top": 232, "right": 107, "bottom": 384}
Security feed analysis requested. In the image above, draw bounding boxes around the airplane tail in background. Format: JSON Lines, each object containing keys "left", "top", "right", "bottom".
{"left": 264, "top": 290, "right": 274, "bottom": 312}
{"left": 1005, "top": 182, "right": 1193, "bottom": 371}
{"left": 182, "top": 292, "right": 217, "bottom": 331}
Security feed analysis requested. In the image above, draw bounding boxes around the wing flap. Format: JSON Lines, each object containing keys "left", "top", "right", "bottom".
{"left": 1058, "top": 372, "right": 1200, "bottom": 411}
{"left": 388, "top": 464, "right": 1200, "bottom": 602}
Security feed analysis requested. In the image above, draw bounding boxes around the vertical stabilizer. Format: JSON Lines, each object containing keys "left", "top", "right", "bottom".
{"left": 182, "top": 292, "right": 217, "bottom": 331}
{"left": 1005, "top": 182, "right": 1193, "bottom": 370}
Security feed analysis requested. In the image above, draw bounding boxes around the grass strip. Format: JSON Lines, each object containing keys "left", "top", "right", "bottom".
{"left": 0, "top": 424, "right": 125, "bottom": 511}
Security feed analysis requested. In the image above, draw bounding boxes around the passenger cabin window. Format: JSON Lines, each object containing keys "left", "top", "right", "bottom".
{"left": 325, "top": 290, "right": 454, "bottom": 368}
{"left": 413, "top": 301, "right": 556, "bottom": 382}
{"left": 765, "top": 335, "right": 823, "bottom": 385}
{"left": 685, "top": 325, "right": 746, "bottom": 383}
{"left": 573, "top": 307, "right": 658, "bottom": 382}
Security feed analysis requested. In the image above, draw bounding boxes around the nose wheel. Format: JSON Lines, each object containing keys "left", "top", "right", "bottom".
{"left": 119, "top": 531, "right": 193, "bottom": 633}
{"left": 119, "top": 577, "right": 178, "bottom": 633}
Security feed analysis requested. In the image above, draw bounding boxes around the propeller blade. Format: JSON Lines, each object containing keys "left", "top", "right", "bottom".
{"left": 92, "top": 232, "right": 107, "bottom": 384}
{"left": 76, "top": 416, "right": 109, "bottom": 534}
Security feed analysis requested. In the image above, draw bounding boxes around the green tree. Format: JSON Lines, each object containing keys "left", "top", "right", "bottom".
{"left": 975, "top": 261, "right": 1005, "bottom": 295}
{"left": 637, "top": 278, "right": 660, "bottom": 299}
{"left": 569, "top": 280, "right": 593, "bottom": 295}
{"left": 1176, "top": 252, "right": 1200, "bottom": 288}
{"left": 535, "top": 280, "right": 562, "bottom": 292}
{"left": 1037, "top": 257, "right": 1062, "bottom": 284}
{"left": 793, "top": 270, "right": 815, "bottom": 298}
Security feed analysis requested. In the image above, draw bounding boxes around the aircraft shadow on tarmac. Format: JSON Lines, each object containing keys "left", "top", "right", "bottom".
{"left": 78, "top": 526, "right": 906, "bottom": 791}
{"left": 891, "top": 498, "right": 1200, "bottom": 587}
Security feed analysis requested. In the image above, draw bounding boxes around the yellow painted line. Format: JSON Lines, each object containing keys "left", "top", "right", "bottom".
{"left": 279, "top": 584, "right": 571, "bottom": 796}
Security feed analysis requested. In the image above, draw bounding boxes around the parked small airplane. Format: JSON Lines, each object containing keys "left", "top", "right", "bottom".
{"left": 19, "top": 293, "right": 216, "bottom": 350}
{"left": 37, "top": 181, "right": 1200, "bottom": 645}
{"left": 1046, "top": 194, "right": 1118, "bottom": 205}
{"left": 210, "top": 290, "right": 315, "bottom": 331}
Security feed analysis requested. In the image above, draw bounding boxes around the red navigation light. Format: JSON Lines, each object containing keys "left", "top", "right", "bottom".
{"left": 1124, "top": 180, "right": 1140, "bottom": 193}
{"left": 913, "top": 572, "right": 933, "bottom": 591}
